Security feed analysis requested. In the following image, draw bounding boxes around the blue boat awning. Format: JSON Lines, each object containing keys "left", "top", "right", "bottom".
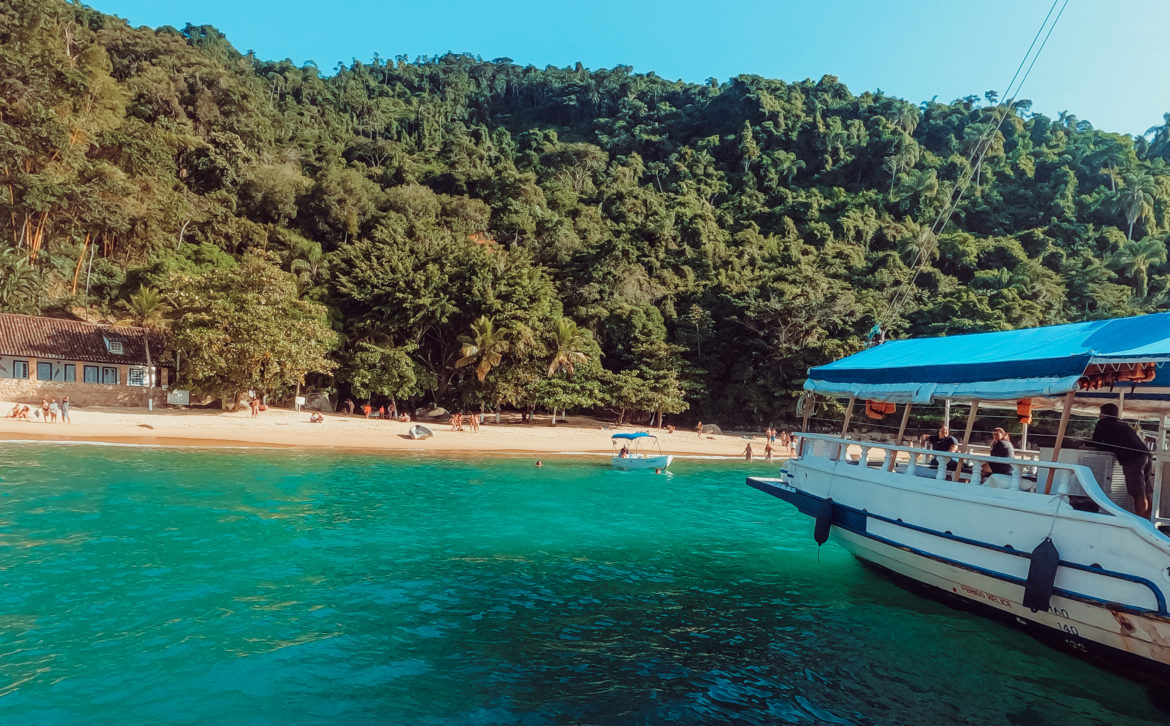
{"left": 612, "top": 432, "right": 655, "bottom": 440}
{"left": 805, "top": 312, "right": 1170, "bottom": 403}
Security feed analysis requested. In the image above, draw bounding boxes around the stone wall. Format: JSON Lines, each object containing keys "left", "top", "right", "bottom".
{"left": 0, "top": 378, "right": 166, "bottom": 407}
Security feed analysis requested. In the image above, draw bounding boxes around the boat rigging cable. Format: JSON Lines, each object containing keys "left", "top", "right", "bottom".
{"left": 879, "top": 0, "right": 1070, "bottom": 329}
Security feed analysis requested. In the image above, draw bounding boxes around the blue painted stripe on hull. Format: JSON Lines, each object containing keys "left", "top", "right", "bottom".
{"left": 746, "top": 476, "right": 1169, "bottom": 617}
{"left": 859, "top": 558, "right": 1170, "bottom": 690}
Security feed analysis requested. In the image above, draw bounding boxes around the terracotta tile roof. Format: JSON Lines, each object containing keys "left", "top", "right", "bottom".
{"left": 0, "top": 313, "right": 165, "bottom": 366}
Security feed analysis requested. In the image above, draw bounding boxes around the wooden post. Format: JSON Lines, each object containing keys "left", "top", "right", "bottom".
{"left": 888, "top": 403, "right": 912, "bottom": 471}
{"left": 953, "top": 401, "right": 979, "bottom": 481}
{"left": 840, "top": 396, "right": 857, "bottom": 464}
{"left": 1045, "top": 391, "right": 1076, "bottom": 494}
{"left": 840, "top": 396, "right": 856, "bottom": 436}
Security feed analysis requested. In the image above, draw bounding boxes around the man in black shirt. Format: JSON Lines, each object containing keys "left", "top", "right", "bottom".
{"left": 981, "top": 427, "right": 1016, "bottom": 477}
{"left": 921, "top": 425, "right": 959, "bottom": 469}
{"left": 1091, "top": 403, "right": 1153, "bottom": 517}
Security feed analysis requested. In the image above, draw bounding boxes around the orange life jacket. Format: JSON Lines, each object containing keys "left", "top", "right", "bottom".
{"left": 865, "top": 400, "right": 896, "bottom": 420}
{"left": 1016, "top": 399, "right": 1032, "bottom": 424}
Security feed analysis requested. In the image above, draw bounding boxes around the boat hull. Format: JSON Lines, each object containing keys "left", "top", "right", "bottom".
{"left": 748, "top": 461, "right": 1170, "bottom": 682}
{"left": 612, "top": 454, "right": 673, "bottom": 470}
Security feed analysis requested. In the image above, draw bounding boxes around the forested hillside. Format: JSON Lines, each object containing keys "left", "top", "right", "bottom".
{"left": 4, "top": 0, "right": 1170, "bottom": 422}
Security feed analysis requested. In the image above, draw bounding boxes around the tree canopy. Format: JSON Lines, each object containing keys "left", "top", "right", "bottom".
{"left": 4, "top": 0, "right": 1170, "bottom": 423}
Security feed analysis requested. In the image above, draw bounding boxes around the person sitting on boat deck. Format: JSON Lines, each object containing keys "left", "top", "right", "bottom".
{"left": 980, "top": 428, "right": 1015, "bottom": 478}
{"left": 1089, "top": 403, "right": 1153, "bottom": 518}
{"left": 921, "top": 425, "right": 959, "bottom": 468}
{"left": 619, "top": 445, "right": 630, "bottom": 458}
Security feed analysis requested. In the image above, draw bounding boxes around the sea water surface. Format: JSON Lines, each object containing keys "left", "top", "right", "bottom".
{"left": 0, "top": 444, "right": 1163, "bottom": 725}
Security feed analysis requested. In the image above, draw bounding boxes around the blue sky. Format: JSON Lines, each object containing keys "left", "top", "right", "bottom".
{"left": 90, "top": 0, "right": 1169, "bottom": 137}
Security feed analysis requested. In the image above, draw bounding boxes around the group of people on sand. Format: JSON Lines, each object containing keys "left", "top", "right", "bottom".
{"left": 6, "top": 397, "right": 70, "bottom": 423}
{"left": 342, "top": 398, "right": 411, "bottom": 422}
{"left": 449, "top": 412, "right": 480, "bottom": 432}
{"left": 742, "top": 426, "right": 795, "bottom": 462}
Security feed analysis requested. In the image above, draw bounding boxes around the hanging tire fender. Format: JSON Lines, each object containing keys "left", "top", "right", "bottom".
{"left": 813, "top": 498, "right": 835, "bottom": 546}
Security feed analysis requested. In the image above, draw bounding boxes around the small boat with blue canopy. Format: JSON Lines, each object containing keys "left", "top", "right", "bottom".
{"left": 748, "top": 311, "right": 1170, "bottom": 683}
{"left": 611, "top": 432, "right": 673, "bottom": 470}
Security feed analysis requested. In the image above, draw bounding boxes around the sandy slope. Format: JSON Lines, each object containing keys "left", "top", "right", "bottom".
{"left": 0, "top": 403, "right": 792, "bottom": 460}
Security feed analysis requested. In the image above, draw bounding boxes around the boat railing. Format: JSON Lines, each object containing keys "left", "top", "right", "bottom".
{"left": 794, "top": 432, "right": 1109, "bottom": 504}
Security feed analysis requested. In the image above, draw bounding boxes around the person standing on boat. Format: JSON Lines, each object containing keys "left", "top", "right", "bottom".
{"left": 981, "top": 428, "right": 1015, "bottom": 478}
{"left": 921, "top": 425, "right": 959, "bottom": 469}
{"left": 1090, "top": 403, "right": 1153, "bottom": 518}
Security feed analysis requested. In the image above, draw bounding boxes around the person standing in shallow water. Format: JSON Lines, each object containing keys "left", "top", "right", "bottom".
{"left": 743, "top": 442, "right": 753, "bottom": 462}
{"left": 61, "top": 396, "right": 70, "bottom": 423}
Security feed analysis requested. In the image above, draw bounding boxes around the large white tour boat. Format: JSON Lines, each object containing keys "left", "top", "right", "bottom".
{"left": 749, "top": 312, "right": 1170, "bottom": 682}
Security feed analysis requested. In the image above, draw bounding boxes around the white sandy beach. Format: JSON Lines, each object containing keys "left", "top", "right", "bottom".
{"left": 0, "top": 403, "right": 790, "bottom": 460}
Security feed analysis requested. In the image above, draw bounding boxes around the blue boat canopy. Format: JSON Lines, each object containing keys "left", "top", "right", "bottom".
{"left": 612, "top": 432, "right": 655, "bottom": 440}
{"left": 805, "top": 311, "right": 1170, "bottom": 404}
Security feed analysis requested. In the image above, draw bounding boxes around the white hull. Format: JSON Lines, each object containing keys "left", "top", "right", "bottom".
{"left": 749, "top": 437, "right": 1170, "bottom": 677}
{"left": 612, "top": 454, "right": 673, "bottom": 470}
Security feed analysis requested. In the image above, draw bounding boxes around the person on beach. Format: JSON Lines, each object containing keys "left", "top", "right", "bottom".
{"left": 696, "top": 421, "right": 703, "bottom": 438}
{"left": 49, "top": 399, "right": 59, "bottom": 423}
{"left": 362, "top": 403, "right": 372, "bottom": 419}
{"left": 41, "top": 398, "right": 49, "bottom": 422}
{"left": 343, "top": 398, "right": 355, "bottom": 415}
{"left": 309, "top": 411, "right": 324, "bottom": 423}
{"left": 378, "top": 405, "right": 386, "bottom": 419}
{"left": 18, "top": 405, "right": 30, "bottom": 420}
{"left": 61, "top": 397, "right": 70, "bottom": 423}
{"left": 764, "top": 443, "right": 774, "bottom": 462}
{"left": 7, "top": 403, "right": 19, "bottom": 418}
{"left": 470, "top": 413, "right": 479, "bottom": 433}
{"left": 250, "top": 397, "right": 260, "bottom": 418}
{"left": 743, "top": 442, "right": 753, "bottom": 462}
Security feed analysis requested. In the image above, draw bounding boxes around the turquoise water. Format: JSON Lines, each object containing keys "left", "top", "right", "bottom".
{"left": 0, "top": 445, "right": 1164, "bottom": 725}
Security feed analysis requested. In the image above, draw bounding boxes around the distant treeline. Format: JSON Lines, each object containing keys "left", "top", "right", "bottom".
{"left": 3, "top": 0, "right": 1170, "bottom": 421}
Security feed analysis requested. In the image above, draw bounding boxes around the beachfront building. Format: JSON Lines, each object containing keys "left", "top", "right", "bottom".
{"left": 0, "top": 313, "right": 168, "bottom": 406}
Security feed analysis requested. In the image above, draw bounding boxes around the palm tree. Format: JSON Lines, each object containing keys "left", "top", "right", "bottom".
{"left": 547, "top": 318, "right": 590, "bottom": 377}
{"left": 117, "top": 285, "right": 171, "bottom": 402}
{"left": 288, "top": 239, "right": 327, "bottom": 294}
{"left": 1108, "top": 238, "right": 1168, "bottom": 299}
{"left": 456, "top": 316, "right": 509, "bottom": 383}
{"left": 0, "top": 249, "right": 40, "bottom": 314}
{"left": 1115, "top": 169, "right": 1159, "bottom": 240}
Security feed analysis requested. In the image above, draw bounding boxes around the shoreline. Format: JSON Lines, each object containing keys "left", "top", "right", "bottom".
{"left": 0, "top": 404, "right": 790, "bottom": 461}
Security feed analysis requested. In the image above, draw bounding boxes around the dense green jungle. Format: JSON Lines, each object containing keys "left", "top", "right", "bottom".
{"left": 4, "top": 0, "right": 1170, "bottom": 426}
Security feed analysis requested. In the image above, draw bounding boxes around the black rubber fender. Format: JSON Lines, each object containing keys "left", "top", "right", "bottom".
{"left": 813, "top": 498, "right": 835, "bottom": 546}
{"left": 1023, "top": 537, "right": 1060, "bottom": 612}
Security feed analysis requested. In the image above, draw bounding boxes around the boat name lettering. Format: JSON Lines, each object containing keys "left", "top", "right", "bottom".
{"left": 959, "top": 584, "right": 1013, "bottom": 608}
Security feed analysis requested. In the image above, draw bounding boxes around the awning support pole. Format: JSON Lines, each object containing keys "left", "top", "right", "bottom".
{"left": 1021, "top": 422, "right": 1029, "bottom": 451}
{"left": 888, "top": 403, "right": 912, "bottom": 471}
{"left": 840, "top": 396, "right": 856, "bottom": 437}
{"left": 954, "top": 401, "right": 979, "bottom": 481}
{"left": 1153, "top": 414, "right": 1167, "bottom": 523}
{"left": 1045, "top": 391, "right": 1076, "bottom": 494}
